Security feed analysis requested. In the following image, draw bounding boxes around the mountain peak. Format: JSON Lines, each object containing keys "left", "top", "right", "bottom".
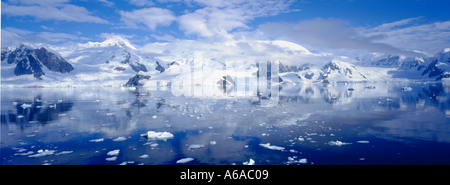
{"left": 79, "top": 36, "right": 137, "bottom": 50}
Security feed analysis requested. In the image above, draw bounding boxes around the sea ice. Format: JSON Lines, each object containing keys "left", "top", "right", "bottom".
{"left": 139, "top": 154, "right": 149, "bottom": 158}
{"left": 90, "top": 138, "right": 104, "bottom": 142}
{"left": 144, "top": 131, "right": 174, "bottom": 141}
{"left": 328, "top": 140, "right": 351, "bottom": 146}
{"left": 56, "top": 151, "right": 73, "bottom": 155}
{"left": 28, "top": 149, "right": 56, "bottom": 158}
{"left": 112, "top": 136, "right": 127, "bottom": 142}
{"left": 243, "top": 159, "right": 255, "bottom": 165}
{"left": 106, "top": 156, "right": 117, "bottom": 161}
{"left": 107, "top": 149, "right": 120, "bottom": 156}
{"left": 259, "top": 143, "right": 285, "bottom": 151}
{"left": 20, "top": 103, "right": 32, "bottom": 109}
{"left": 188, "top": 144, "right": 205, "bottom": 150}
{"left": 176, "top": 157, "right": 194, "bottom": 164}
{"left": 401, "top": 87, "right": 413, "bottom": 91}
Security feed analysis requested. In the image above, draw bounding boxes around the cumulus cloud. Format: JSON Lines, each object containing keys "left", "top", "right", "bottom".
{"left": 1, "top": 0, "right": 108, "bottom": 24}
{"left": 177, "top": 0, "right": 294, "bottom": 38}
{"left": 119, "top": 7, "right": 176, "bottom": 30}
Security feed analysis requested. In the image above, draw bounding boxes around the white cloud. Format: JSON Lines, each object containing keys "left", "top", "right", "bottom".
{"left": 1, "top": 1, "right": 108, "bottom": 24}
{"left": 98, "top": 0, "right": 114, "bottom": 7}
{"left": 258, "top": 18, "right": 424, "bottom": 57}
{"left": 128, "top": 0, "right": 155, "bottom": 6}
{"left": 140, "top": 37, "right": 332, "bottom": 66}
{"left": 119, "top": 7, "right": 176, "bottom": 30}
{"left": 177, "top": 0, "right": 294, "bottom": 38}
{"left": 360, "top": 18, "right": 450, "bottom": 55}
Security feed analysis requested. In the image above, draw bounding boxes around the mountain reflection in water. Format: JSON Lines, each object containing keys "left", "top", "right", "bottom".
{"left": 1, "top": 82, "right": 450, "bottom": 165}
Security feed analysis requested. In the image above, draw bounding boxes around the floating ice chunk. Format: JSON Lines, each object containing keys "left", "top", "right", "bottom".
{"left": 21, "top": 103, "right": 32, "bottom": 109}
{"left": 29, "top": 149, "right": 56, "bottom": 158}
{"left": 298, "top": 158, "right": 307, "bottom": 164}
{"left": 56, "top": 151, "right": 73, "bottom": 155}
{"left": 152, "top": 115, "right": 157, "bottom": 119}
{"left": 401, "top": 87, "right": 413, "bottom": 91}
{"left": 243, "top": 159, "right": 255, "bottom": 165}
{"left": 17, "top": 115, "right": 24, "bottom": 119}
{"left": 259, "top": 143, "right": 285, "bottom": 151}
{"left": 106, "top": 112, "right": 115, "bottom": 116}
{"left": 107, "top": 149, "right": 120, "bottom": 156}
{"left": 176, "top": 157, "right": 194, "bottom": 164}
{"left": 144, "top": 131, "right": 174, "bottom": 141}
{"left": 286, "top": 156, "right": 307, "bottom": 164}
{"left": 17, "top": 151, "right": 34, "bottom": 156}
{"left": 90, "top": 138, "right": 104, "bottom": 142}
{"left": 357, "top": 140, "right": 370, "bottom": 144}
{"left": 106, "top": 156, "right": 117, "bottom": 161}
{"left": 139, "top": 154, "right": 149, "bottom": 159}
{"left": 209, "top": 141, "right": 217, "bottom": 145}
{"left": 188, "top": 144, "right": 204, "bottom": 150}
{"left": 112, "top": 136, "right": 127, "bottom": 142}
{"left": 328, "top": 140, "right": 351, "bottom": 146}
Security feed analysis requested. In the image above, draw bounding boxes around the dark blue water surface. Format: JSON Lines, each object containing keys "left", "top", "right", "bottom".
{"left": 1, "top": 82, "right": 450, "bottom": 165}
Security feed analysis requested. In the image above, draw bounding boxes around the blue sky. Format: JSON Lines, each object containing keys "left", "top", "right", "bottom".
{"left": 2, "top": 0, "right": 450, "bottom": 58}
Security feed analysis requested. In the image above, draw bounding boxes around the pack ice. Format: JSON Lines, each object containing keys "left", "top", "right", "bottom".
{"left": 142, "top": 131, "right": 174, "bottom": 141}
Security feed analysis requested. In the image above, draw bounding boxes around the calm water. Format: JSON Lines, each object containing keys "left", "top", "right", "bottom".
{"left": 1, "top": 82, "right": 450, "bottom": 165}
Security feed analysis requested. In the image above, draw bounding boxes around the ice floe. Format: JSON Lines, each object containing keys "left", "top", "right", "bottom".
{"left": 328, "top": 140, "right": 351, "bottom": 146}
{"left": 112, "top": 136, "right": 127, "bottom": 142}
{"left": 56, "top": 151, "right": 73, "bottom": 155}
{"left": 243, "top": 159, "right": 255, "bottom": 165}
{"left": 259, "top": 143, "right": 285, "bottom": 151}
{"left": 28, "top": 149, "right": 56, "bottom": 158}
{"left": 20, "top": 103, "right": 32, "bottom": 109}
{"left": 90, "top": 138, "right": 104, "bottom": 142}
{"left": 176, "top": 157, "right": 194, "bottom": 164}
{"left": 107, "top": 149, "right": 120, "bottom": 156}
{"left": 188, "top": 144, "right": 205, "bottom": 150}
{"left": 139, "top": 154, "right": 149, "bottom": 159}
{"left": 286, "top": 156, "right": 308, "bottom": 165}
{"left": 106, "top": 156, "right": 117, "bottom": 161}
{"left": 143, "top": 131, "right": 174, "bottom": 141}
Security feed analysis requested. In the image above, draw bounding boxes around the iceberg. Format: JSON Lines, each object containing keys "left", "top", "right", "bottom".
{"left": 143, "top": 131, "right": 174, "bottom": 141}
{"left": 176, "top": 157, "right": 194, "bottom": 164}
{"left": 259, "top": 143, "right": 285, "bottom": 151}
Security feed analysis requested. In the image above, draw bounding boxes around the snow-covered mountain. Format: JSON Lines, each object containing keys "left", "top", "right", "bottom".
{"left": 1, "top": 37, "right": 170, "bottom": 86}
{"left": 356, "top": 48, "right": 450, "bottom": 81}
{"left": 1, "top": 44, "right": 74, "bottom": 80}
{"left": 1, "top": 36, "right": 449, "bottom": 87}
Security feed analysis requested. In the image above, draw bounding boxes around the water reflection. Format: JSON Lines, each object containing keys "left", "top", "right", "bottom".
{"left": 1, "top": 82, "right": 450, "bottom": 165}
